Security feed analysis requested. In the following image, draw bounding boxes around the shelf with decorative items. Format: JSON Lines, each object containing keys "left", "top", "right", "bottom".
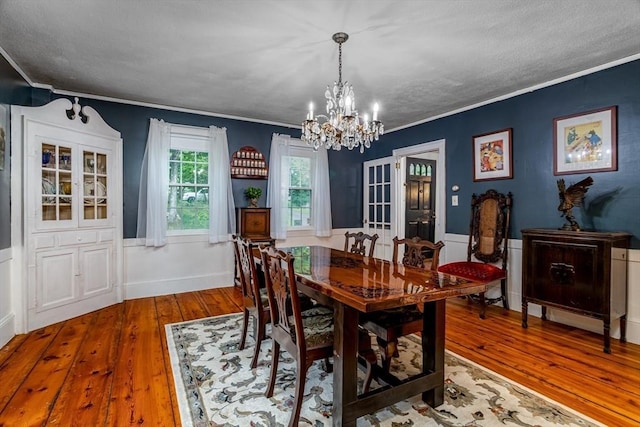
{"left": 230, "top": 145, "right": 268, "bottom": 179}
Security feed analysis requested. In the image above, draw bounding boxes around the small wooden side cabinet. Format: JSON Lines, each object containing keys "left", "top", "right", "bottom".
{"left": 236, "top": 207, "right": 272, "bottom": 243}
{"left": 521, "top": 228, "right": 631, "bottom": 353}
{"left": 234, "top": 207, "right": 273, "bottom": 287}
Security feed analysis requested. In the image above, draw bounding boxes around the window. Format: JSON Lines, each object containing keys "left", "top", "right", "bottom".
{"left": 267, "top": 134, "right": 330, "bottom": 239}
{"left": 167, "top": 131, "right": 210, "bottom": 232}
{"left": 284, "top": 145, "right": 314, "bottom": 229}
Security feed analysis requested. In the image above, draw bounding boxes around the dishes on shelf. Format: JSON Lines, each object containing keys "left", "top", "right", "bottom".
{"left": 84, "top": 179, "right": 107, "bottom": 204}
{"left": 41, "top": 177, "right": 56, "bottom": 203}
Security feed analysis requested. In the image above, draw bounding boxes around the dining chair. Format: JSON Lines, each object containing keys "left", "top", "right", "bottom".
{"left": 260, "top": 246, "right": 376, "bottom": 426}
{"left": 360, "top": 236, "right": 445, "bottom": 372}
{"left": 344, "top": 231, "right": 379, "bottom": 257}
{"left": 438, "top": 189, "right": 512, "bottom": 318}
{"left": 232, "top": 234, "right": 270, "bottom": 369}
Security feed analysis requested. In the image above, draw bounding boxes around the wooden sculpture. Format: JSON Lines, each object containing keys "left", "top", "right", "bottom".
{"left": 557, "top": 176, "right": 593, "bottom": 231}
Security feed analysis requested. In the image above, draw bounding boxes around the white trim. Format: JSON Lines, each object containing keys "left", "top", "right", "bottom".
{"left": 124, "top": 272, "right": 231, "bottom": 300}
{"left": 387, "top": 53, "right": 640, "bottom": 133}
{"left": 0, "top": 46, "right": 38, "bottom": 87}
{"left": 392, "top": 139, "right": 446, "bottom": 244}
{"left": 0, "top": 312, "right": 16, "bottom": 349}
{"left": 0, "top": 247, "right": 11, "bottom": 263}
{"left": 53, "top": 88, "right": 300, "bottom": 130}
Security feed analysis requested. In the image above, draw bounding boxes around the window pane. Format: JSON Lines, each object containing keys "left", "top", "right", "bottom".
{"left": 168, "top": 145, "right": 210, "bottom": 231}
{"left": 287, "top": 155, "right": 312, "bottom": 228}
{"left": 288, "top": 188, "right": 311, "bottom": 226}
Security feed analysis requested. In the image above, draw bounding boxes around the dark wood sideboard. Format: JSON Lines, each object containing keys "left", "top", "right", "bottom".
{"left": 234, "top": 208, "right": 274, "bottom": 287}
{"left": 521, "top": 228, "right": 631, "bottom": 353}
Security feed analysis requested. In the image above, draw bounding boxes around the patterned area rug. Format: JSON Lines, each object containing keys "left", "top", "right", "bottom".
{"left": 166, "top": 313, "right": 602, "bottom": 427}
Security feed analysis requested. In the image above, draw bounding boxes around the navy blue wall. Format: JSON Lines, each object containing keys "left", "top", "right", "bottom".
{"left": 0, "top": 55, "right": 32, "bottom": 249}
{"left": 2, "top": 56, "right": 639, "bottom": 248}
{"left": 41, "top": 94, "right": 298, "bottom": 238}
{"left": 330, "top": 60, "right": 640, "bottom": 248}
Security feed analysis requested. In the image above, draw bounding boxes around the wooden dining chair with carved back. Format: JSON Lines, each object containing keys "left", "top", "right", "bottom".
{"left": 438, "top": 189, "right": 512, "bottom": 318}
{"left": 260, "top": 246, "right": 377, "bottom": 426}
{"left": 233, "top": 235, "right": 270, "bottom": 369}
{"left": 344, "top": 231, "right": 379, "bottom": 257}
{"left": 359, "top": 236, "right": 445, "bottom": 373}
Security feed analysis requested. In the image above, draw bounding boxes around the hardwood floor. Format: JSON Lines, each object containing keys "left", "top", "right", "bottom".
{"left": 0, "top": 288, "right": 638, "bottom": 426}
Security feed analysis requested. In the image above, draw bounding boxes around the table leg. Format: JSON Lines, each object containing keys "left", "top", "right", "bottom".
{"left": 332, "top": 302, "right": 358, "bottom": 427}
{"left": 421, "top": 299, "right": 445, "bottom": 407}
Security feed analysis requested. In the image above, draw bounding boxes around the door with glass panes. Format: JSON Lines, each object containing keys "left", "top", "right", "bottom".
{"left": 363, "top": 157, "right": 395, "bottom": 260}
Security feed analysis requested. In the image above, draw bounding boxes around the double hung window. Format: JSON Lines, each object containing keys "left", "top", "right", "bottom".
{"left": 168, "top": 132, "right": 209, "bottom": 232}
{"left": 285, "top": 148, "right": 313, "bottom": 229}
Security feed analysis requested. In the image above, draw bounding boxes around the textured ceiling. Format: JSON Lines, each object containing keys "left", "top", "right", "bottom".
{"left": 1, "top": 1, "right": 639, "bottom": 131}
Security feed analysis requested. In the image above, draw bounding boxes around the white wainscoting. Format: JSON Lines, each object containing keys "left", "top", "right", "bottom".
{"left": 123, "top": 235, "right": 235, "bottom": 299}
{"left": 442, "top": 233, "right": 640, "bottom": 345}
{"left": 0, "top": 248, "right": 15, "bottom": 349}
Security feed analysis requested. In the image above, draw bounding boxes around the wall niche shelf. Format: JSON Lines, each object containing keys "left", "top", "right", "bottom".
{"left": 230, "top": 145, "right": 268, "bottom": 179}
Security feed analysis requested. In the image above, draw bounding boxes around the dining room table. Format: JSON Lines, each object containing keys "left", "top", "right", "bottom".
{"left": 277, "top": 245, "right": 489, "bottom": 427}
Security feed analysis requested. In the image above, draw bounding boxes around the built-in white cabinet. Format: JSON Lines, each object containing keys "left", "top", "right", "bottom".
{"left": 12, "top": 98, "right": 123, "bottom": 331}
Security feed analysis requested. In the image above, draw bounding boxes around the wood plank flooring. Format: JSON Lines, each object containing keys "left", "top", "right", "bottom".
{"left": 0, "top": 287, "right": 638, "bottom": 426}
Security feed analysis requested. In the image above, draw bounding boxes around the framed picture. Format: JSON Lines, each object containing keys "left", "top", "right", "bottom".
{"left": 553, "top": 106, "right": 617, "bottom": 175}
{"left": 472, "top": 128, "right": 513, "bottom": 181}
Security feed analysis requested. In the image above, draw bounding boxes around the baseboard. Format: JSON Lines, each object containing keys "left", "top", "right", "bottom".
{"left": 124, "top": 271, "right": 233, "bottom": 299}
{"left": 0, "top": 312, "right": 16, "bottom": 349}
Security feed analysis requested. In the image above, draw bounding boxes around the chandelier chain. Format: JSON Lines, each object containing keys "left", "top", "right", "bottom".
{"left": 338, "top": 41, "right": 343, "bottom": 86}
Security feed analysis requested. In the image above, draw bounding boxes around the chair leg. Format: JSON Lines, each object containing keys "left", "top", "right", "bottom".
{"left": 250, "top": 317, "right": 264, "bottom": 369}
{"left": 265, "top": 340, "right": 280, "bottom": 398}
{"left": 239, "top": 309, "right": 249, "bottom": 350}
{"left": 479, "top": 291, "right": 487, "bottom": 319}
{"left": 376, "top": 337, "right": 397, "bottom": 372}
{"left": 359, "top": 349, "right": 376, "bottom": 393}
{"left": 288, "top": 360, "right": 308, "bottom": 427}
{"left": 322, "top": 357, "right": 333, "bottom": 373}
{"left": 501, "top": 278, "right": 509, "bottom": 310}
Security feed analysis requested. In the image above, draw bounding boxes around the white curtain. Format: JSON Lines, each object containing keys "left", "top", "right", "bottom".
{"left": 266, "top": 133, "right": 290, "bottom": 239}
{"left": 208, "top": 125, "right": 236, "bottom": 243}
{"left": 136, "top": 118, "right": 170, "bottom": 247}
{"left": 311, "top": 147, "right": 332, "bottom": 237}
{"left": 136, "top": 120, "right": 235, "bottom": 246}
{"left": 266, "top": 133, "right": 332, "bottom": 239}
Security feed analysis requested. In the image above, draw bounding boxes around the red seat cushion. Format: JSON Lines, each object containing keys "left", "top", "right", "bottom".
{"left": 438, "top": 261, "right": 505, "bottom": 283}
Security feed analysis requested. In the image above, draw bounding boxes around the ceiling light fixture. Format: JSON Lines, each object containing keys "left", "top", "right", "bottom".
{"left": 301, "top": 32, "right": 384, "bottom": 153}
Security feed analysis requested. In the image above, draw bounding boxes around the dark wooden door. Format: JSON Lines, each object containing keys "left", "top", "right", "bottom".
{"left": 405, "top": 157, "right": 436, "bottom": 242}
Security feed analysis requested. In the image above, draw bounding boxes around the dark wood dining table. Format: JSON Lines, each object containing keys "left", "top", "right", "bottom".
{"left": 280, "top": 245, "right": 488, "bottom": 427}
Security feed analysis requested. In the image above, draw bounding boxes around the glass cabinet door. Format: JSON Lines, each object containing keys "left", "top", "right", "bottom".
{"left": 82, "top": 150, "right": 108, "bottom": 221}
{"left": 41, "top": 142, "right": 73, "bottom": 222}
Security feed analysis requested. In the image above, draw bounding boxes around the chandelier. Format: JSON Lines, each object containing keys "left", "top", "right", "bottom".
{"left": 301, "top": 32, "right": 384, "bottom": 153}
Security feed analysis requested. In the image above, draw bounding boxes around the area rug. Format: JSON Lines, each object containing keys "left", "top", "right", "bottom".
{"left": 166, "top": 313, "right": 603, "bottom": 427}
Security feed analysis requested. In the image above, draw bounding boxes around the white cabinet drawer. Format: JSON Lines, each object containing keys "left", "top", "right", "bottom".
{"left": 58, "top": 230, "right": 98, "bottom": 246}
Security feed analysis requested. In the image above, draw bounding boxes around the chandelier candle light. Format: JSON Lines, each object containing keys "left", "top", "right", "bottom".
{"left": 302, "top": 32, "right": 384, "bottom": 153}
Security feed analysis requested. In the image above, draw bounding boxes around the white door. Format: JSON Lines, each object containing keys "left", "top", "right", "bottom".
{"left": 393, "top": 140, "right": 447, "bottom": 247}
{"left": 363, "top": 157, "right": 395, "bottom": 260}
